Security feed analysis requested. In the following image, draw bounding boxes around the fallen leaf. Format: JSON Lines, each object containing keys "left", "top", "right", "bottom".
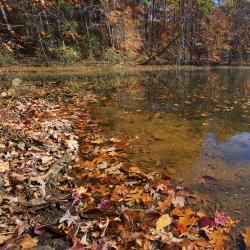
{"left": 172, "top": 196, "right": 185, "bottom": 208}
{"left": 198, "top": 217, "right": 215, "bottom": 228}
{"left": 19, "top": 235, "right": 38, "bottom": 249}
{"left": 59, "top": 210, "right": 78, "bottom": 227}
{"left": 0, "top": 235, "right": 12, "bottom": 245}
{"left": 0, "top": 162, "right": 10, "bottom": 173}
{"left": 156, "top": 214, "right": 171, "bottom": 233}
{"left": 157, "top": 197, "right": 172, "bottom": 212}
{"left": 243, "top": 226, "right": 250, "bottom": 247}
{"left": 214, "top": 210, "right": 229, "bottom": 226}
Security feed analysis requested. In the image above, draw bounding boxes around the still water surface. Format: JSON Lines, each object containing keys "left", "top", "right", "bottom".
{"left": 89, "top": 69, "right": 250, "bottom": 226}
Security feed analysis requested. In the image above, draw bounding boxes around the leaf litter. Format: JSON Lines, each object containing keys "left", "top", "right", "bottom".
{"left": 0, "top": 80, "right": 247, "bottom": 249}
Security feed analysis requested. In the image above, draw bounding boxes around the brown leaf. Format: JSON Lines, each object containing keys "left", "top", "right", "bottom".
{"left": 19, "top": 235, "right": 38, "bottom": 249}
{"left": 157, "top": 197, "right": 172, "bottom": 212}
{"left": 122, "top": 209, "right": 140, "bottom": 227}
{"left": 0, "top": 235, "right": 12, "bottom": 245}
{"left": 0, "top": 221, "right": 26, "bottom": 250}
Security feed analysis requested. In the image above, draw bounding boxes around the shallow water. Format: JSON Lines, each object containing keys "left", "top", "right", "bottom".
{"left": 89, "top": 69, "right": 250, "bottom": 227}
{"left": 1, "top": 68, "right": 250, "bottom": 227}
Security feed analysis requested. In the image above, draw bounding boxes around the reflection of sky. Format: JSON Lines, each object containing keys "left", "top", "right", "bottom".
{"left": 204, "top": 132, "right": 250, "bottom": 166}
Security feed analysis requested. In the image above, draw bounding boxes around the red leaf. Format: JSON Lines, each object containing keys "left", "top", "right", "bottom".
{"left": 198, "top": 217, "right": 215, "bottom": 228}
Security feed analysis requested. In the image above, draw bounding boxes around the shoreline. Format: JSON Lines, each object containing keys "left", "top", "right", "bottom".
{"left": 1, "top": 63, "right": 250, "bottom": 77}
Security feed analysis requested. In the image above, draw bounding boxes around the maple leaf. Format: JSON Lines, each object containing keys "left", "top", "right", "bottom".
{"left": 59, "top": 210, "right": 78, "bottom": 227}
{"left": 156, "top": 214, "right": 172, "bottom": 233}
{"left": 214, "top": 210, "right": 229, "bottom": 226}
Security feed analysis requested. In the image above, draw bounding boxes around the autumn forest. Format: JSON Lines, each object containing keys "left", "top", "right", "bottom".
{"left": 0, "top": 0, "right": 249, "bottom": 65}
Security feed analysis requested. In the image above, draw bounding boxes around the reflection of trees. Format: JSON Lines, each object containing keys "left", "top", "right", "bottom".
{"left": 112, "top": 70, "right": 250, "bottom": 118}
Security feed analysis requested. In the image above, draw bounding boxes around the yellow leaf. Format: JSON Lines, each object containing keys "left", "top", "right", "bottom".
{"left": 156, "top": 214, "right": 171, "bottom": 233}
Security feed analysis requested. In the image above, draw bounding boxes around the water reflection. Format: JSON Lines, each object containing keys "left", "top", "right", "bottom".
{"left": 89, "top": 69, "right": 250, "bottom": 226}
{"left": 204, "top": 132, "right": 250, "bottom": 166}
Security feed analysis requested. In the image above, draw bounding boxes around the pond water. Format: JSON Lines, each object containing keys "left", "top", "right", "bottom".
{"left": 88, "top": 69, "right": 250, "bottom": 227}
{"left": 1, "top": 68, "right": 250, "bottom": 228}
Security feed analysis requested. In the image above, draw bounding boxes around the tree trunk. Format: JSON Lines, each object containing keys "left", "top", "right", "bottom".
{"left": 0, "top": 5, "right": 12, "bottom": 33}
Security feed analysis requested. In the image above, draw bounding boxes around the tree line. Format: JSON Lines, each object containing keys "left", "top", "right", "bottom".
{"left": 0, "top": 0, "right": 249, "bottom": 65}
